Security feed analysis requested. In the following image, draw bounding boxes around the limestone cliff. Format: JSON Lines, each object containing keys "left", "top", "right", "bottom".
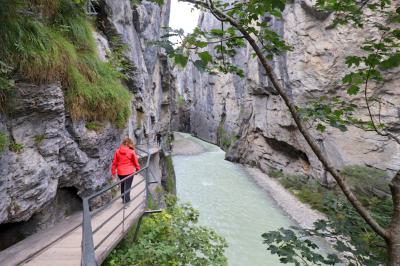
{"left": 0, "top": 0, "right": 174, "bottom": 231}
{"left": 175, "top": 0, "right": 400, "bottom": 180}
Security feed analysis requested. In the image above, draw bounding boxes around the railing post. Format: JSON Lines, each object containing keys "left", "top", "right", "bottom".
{"left": 133, "top": 215, "right": 144, "bottom": 242}
{"left": 81, "top": 198, "right": 97, "bottom": 266}
{"left": 122, "top": 192, "right": 125, "bottom": 233}
{"left": 145, "top": 138, "right": 150, "bottom": 210}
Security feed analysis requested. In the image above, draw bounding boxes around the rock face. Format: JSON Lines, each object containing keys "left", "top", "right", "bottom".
{"left": 175, "top": 1, "right": 400, "bottom": 180}
{"left": 0, "top": 0, "right": 174, "bottom": 228}
{"left": 99, "top": 0, "right": 174, "bottom": 139}
{"left": 0, "top": 83, "right": 118, "bottom": 224}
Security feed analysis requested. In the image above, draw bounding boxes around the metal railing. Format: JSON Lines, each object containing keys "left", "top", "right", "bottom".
{"left": 81, "top": 141, "right": 162, "bottom": 266}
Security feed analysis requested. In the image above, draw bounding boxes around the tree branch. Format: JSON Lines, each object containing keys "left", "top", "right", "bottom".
{"left": 185, "top": 36, "right": 246, "bottom": 49}
{"left": 363, "top": 40, "right": 400, "bottom": 145}
{"left": 183, "top": 0, "right": 390, "bottom": 240}
{"left": 220, "top": 20, "right": 227, "bottom": 71}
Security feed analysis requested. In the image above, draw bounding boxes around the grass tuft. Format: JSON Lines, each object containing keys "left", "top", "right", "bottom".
{"left": 0, "top": 132, "right": 9, "bottom": 152}
{"left": 85, "top": 121, "right": 102, "bottom": 131}
{"left": 34, "top": 134, "right": 46, "bottom": 145}
{"left": 9, "top": 142, "right": 24, "bottom": 153}
{"left": 0, "top": 0, "right": 131, "bottom": 127}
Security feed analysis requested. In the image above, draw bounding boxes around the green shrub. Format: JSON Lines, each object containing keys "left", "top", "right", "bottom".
{"left": 342, "top": 165, "right": 389, "bottom": 195}
{"left": 0, "top": 0, "right": 131, "bottom": 127}
{"left": 274, "top": 168, "right": 391, "bottom": 265}
{"left": 217, "top": 121, "right": 239, "bottom": 151}
{"left": 0, "top": 132, "right": 9, "bottom": 152}
{"left": 105, "top": 198, "right": 228, "bottom": 266}
{"left": 279, "top": 174, "right": 309, "bottom": 190}
{"left": 107, "top": 35, "right": 135, "bottom": 76}
{"left": 267, "top": 168, "right": 285, "bottom": 178}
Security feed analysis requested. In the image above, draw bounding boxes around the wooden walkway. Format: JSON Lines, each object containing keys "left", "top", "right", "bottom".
{"left": 1, "top": 175, "right": 146, "bottom": 266}
{"left": 0, "top": 144, "right": 161, "bottom": 266}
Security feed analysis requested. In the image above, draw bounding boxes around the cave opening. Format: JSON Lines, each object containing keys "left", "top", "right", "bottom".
{"left": 0, "top": 187, "right": 82, "bottom": 251}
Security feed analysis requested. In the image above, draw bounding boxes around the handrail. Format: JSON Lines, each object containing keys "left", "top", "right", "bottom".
{"left": 82, "top": 198, "right": 96, "bottom": 266}
{"left": 81, "top": 140, "right": 160, "bottom": 266}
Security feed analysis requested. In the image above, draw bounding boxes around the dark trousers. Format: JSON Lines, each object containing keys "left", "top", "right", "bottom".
{"left": 119, "top": 174, "right": 134, "bottom": 203}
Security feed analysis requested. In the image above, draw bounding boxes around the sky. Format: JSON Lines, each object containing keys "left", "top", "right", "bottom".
{"left": 169, "top": 0, "right": 200, "bottom": 35}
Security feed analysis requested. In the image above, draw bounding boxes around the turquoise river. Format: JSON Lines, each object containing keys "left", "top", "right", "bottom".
{"left": 172, "top": 133, "right": 294, "bottom": 266}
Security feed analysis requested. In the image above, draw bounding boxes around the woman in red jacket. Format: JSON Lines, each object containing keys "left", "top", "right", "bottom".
{"left": 111, "top": 138, "right": 141, "bottom": 203}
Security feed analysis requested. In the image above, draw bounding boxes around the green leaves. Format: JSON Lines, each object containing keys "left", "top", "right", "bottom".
{"left": 262, "top": 227, "right": 341, "bottom": 265}
{"left": 316, "top": 123, "right": 327, "bottom": 132}
{"left": 198, "top": 51, "right": 213, "bottom": 65}
{"left": 299, "top": 96, "right": 356, "bottom": 133}
{"left": 380, "top": 52, "right": 400, "bottom": 69}
{"left": 210, "top": 28, "right": 225, "bottom": 37}
{"left": 104, "top": 199, "right": 228, "bottom": 266}
{"left": 172, "top": 53, "right": 189, "bottom": 68}
{"left": 345, "top": 56, "right": 362, "bottom": 67}
{"left": 316, "top": 0, "right": 393, "bottom": 28}
{"left": 346, "top": 85, "right": 360, "bottom": 95}
{"left": 192, "top": 51, "right": 213, "bottom": 72}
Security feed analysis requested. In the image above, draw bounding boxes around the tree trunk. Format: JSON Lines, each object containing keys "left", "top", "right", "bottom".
{"left": 388, "top": 235, "right": 400, "bottom": 265}
{"left": 388, "top": 171, "right": 400, "bottom": 265}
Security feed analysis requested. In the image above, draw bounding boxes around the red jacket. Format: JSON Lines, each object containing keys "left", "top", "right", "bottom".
{"left": 111, "top": 145, "right": 141, "bottom": 176}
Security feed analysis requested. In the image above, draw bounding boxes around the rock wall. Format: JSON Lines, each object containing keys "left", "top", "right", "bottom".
{"left": 0, "top": 0, "right": 174, "bottom": 228}
{"left": 175, "top": 0, "right": 400, "bottom": 180}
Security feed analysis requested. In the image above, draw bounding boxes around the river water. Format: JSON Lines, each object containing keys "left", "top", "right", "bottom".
{"left": 172, "top": 133, "right": 294, "bottom": 266}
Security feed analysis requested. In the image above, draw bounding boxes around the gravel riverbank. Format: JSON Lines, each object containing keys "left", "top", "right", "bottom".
{"left": 244, "top": 167, "right": 326, "bottom": 229}
{"left": 172, "top": 133, "right": 206, "bottom": 156}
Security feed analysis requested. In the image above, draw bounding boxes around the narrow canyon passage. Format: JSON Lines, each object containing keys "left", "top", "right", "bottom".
{"left": 172, "top": 133, "right": 293, "bottom": 265}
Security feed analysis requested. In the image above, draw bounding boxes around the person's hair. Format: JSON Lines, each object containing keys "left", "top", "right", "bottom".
{"left": 122, "top": 137, "right": 134, "bottom": 149}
